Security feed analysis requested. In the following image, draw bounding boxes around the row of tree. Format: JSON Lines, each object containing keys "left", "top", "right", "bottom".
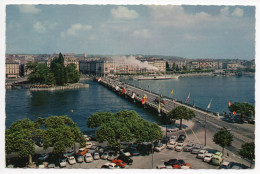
{"left": 26, "top": 53, "right": 80, "bottom": 86}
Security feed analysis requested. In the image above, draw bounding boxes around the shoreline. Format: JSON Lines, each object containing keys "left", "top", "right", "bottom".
{"left": 30, "top": 83, "right": 89, "bottom": 91}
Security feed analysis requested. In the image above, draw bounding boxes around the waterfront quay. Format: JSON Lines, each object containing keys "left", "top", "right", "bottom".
{"left": 97, "top": 76, "right": 255, "bottom": 167}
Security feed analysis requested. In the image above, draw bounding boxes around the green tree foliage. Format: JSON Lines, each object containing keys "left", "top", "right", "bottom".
{"left": 66, "top": 64, "right": 80, "bottom": 83}
{"left": 38, "top": 116, "right": 86, "bottom": 156}
{"left": 5, "top": 119, "right": 42, "bottom": 165}
{"left": 27, "top": 62, "right": 50, "bottom": 84}
{"left": 167, "top": 106, "right": 196, "bottom": 130}
{"left": 238, "top": 142, "right": 255, "bottom": 168}
{"left": 87, "top": 110, "right": 163, "bottom": 148}
{"left": 213, "top": 129, "right": 233, "bottom": 154}
{"left": 228, "top": 102, "right": 254, "bottom": 122}
{"left": 166, "top": 61, "right": 170, "bottom": 71}
{"left": 172, "top": 63, "right": 176, "bottom": 71}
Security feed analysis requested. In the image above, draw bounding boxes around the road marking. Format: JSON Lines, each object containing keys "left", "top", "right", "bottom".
{"left": 183, "top": 129, "right": 190, "bottom": 141}
{"left": 189, "top": 126, "right": 201, "bottom": 144}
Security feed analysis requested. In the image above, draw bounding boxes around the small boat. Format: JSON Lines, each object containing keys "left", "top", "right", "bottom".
{"left": 136, "top": 75, "right": 179, "bottom": 80}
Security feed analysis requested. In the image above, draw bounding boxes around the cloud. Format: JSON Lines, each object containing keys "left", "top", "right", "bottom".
{"left": 220, "top": 7, "right": 229, "bottom": 16}
{"left": 111, "top": 6, "right": 138, "bottom": 20}
{"left": 19, "top": 5, "right": 41, "bottom": 14}
{"left": 33, "top": 22, "right": 46, "bottom": 33}
{"left": 132, "top": 29, "right": 151, "bottom": 39}
{"left": 232, "top": 8, "right": 244, "bottom": 17}
{"left": 61, "top": 24, "right": 92, "bottom": 37}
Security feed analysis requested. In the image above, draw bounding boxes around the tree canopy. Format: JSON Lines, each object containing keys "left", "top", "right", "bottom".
{"left": 87, "top": 110, "right": 163, "bottom": 148}
{"left": 27, "top": 52, "right": 80, "bottom": 86}
{"left": 213, "top": 129, "right": 233, "bottom": 154}
{"left": 228, "top": 102, "right": 254, "bottom": 122}
{"left": 6, "top": 116, "right": 86, "bottom": 165}
{"left": 238, "top": 142, "right": 255, "bottom": 168}
{"left": 167, "top": 106, "right": 196, "bottom": 129}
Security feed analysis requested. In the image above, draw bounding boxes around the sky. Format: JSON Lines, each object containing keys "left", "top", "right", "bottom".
{"left": 6, "top": 5, "right": 255, "bottom": 60}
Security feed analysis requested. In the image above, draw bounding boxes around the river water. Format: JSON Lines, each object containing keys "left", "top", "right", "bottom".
{"left": 5, "top": 76, "right": 255, "bottom": 132}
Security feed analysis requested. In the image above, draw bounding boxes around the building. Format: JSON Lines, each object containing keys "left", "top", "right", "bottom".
{"left": 6, "top": 60, "right": 20, "bottom": 78}
{"left": 137, "top": 57, "right": 166, "bottom": 72}
{"left": 47, "top": 53, "right": 79, "bottom": 71}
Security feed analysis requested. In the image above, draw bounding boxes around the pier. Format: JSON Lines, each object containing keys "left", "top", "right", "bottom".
{"left": 97, "top": 77, "right": 217, "bottom": 118}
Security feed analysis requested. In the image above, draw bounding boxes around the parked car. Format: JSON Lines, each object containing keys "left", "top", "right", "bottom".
{"left": 59, "top": 157, "right": 67, "bottom": 167}
{"left": 64, "top": 150, "right": 74, "bottom": 157}
{"left": 76, "top": 155, "right": 84, "bottom": 163}
{"left": 154, "top": 143, "right": 166, "bottom": 152}
{"left": 177, "top": 134, "right": 186, "bottom": 143}
{"left": 167, "top": 128, "right": 179, "bottom": 132}
{"left": 180, "top": 163, "right": 191, "bottom": 169}
{"left": 38, "top": 153, "right": 49, "bottom": 162}
{"left": 117, "top": 155, "right": 133, "bottom": 165}
{"left": 67, "top": 156, "right": 76, "bottom": 165}
{"left": 111, "top": 159, "right": 127, "bottom": 168}
{"left": 161, "top": 137, "right": 169, "bottom": 144}
{"left": 108, "top": 152, "right": 119, "bottom": 161}
{"left": 85, "top": 142, "right": 94, "bottom": 149}
{"left": 77, "top": 148, "right": 88, "bottom": 156}
{"left": 175, "top": 143, "right": 184, "bottom": 152}
{"left": 196, "top": 150, "right": 208, "bottom": 159}
{"left": 156, "top": 165, "right": 167, "bottom": 169}
{"left": 85, "top": 153, "right": 93, "bottom": 162}
{"left": 164, "top": 159, "right": 180, "bottom": 166}
{"left": 48, "top": 163, "right": 55, "bottom": 168}
{"left": 101, "top": 152, "right": 109, "bottom": 160}
{"left": 169, "top": 135, "right": 177, "bottom": 143}
{"left": 220, "top": 161, "right": 233, "bottom": 169}
{"left": 167, "top": 142, "right": 178, "bottom": 150}
{"left": 121, "top": 150, "right": 131, "bottom": 157}
{"left": 93, "top": 152, "right": 100, "bottom": 160}
{"left": 191, "top": 144, "right": 204, "bottom": 154}
{"left": 83, "top": 134, "right": 91, "bottom": 141}
{"left": 203, "top": 153, "right": 214, "bottom": 163}
{"left": 101, "top": 163, "right": 119, "bottom": 169}
{"left": 183, "top": 142, "right": 194, "bottom": 152}
{"left": 211, "top": 152, "right": 223, "bottom": 166}
{"left": 96, "top": 146, "right": 105, "bottom": 154}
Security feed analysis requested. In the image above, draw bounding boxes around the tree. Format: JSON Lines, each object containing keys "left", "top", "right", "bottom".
{"left": 46, "top": 72, "right": 56, "bottom": 85}
{"left": 5, "top": 119, "right": 42, "bottom": 166}
{"left": 213, "top": 129, "right": 233, "bottom": 155}
{"left": 38, "top": 116, "right": 86, "bottom": 157}
{"left": 66, "top": 64, "right": 80, "bottom": 83}
{"left": 228, "top": 102, "right": 254, "bottom": 123}
{"left": 238, "top": 142, "right": 255, "bottom": 168}
{"left": 27, "top": 62, "right": 50, "bottom": 84}
{"left": 172, "top": 63, "right": 176, "bottom": 71}
{"left": 87, "top": 110, "right": 163, "bottom": 148}
{"left": 166, "top": 61, "right": 170, "bottom": 71}
{"left": 167, "top": 106, "right": 196, "bottom": 130}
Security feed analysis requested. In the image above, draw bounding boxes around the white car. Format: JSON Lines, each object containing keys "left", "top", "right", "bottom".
{"left": 167, "top": 142, "right": 178, "bottom": 150}
{"left": 167, "top": 128, "right": 179, "bottom": 132}
{"left": 203, "top": 153, "right": 214, "bottom": 163}
{"left": 101, "top": 162, "right": 119, "bottom": 169}
{"left": 197, "top": 150, "right": 208, "bottom": 159}
{"left": 86, "top": 142, "right": 94, "bottom": 149}
{"left": 170, "top": 135, "right": 177, "bottom": 142}
{"left": 175, "top": 143, "right": 184, "bottom": 152}
{"left": 83, "top": 135, "right": 91, "bottom": 141}
{"left": 67, "top": 156, "right": 76, "bottom": 165}
{"left": 85, "top": 153, "right": 93, "bottom": 162}
{"left": 101, "top": 152, "right": 109, "bottom": 160}
{"left": 121, "top": 151, "right": 131, "bottom": 157}
{"left": 59, "top": 157, "right": 67, "bottom": 167}
{"left": 154, "top": 143, "right": 166, "bottom": 152}
{"left": 93, "top": 152, "right": 100, "bottom": 160}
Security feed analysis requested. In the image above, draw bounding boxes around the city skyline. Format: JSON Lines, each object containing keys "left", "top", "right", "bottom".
{"left": 6, "top": 5, "right": 255, "bottom": 60}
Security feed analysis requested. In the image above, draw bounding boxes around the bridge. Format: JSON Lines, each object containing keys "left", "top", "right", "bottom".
{"left": 97, "top": 77, "right": 217, "bottom": 118}
{"left": 6, "top": 77, "right": 30, "bottom": 88}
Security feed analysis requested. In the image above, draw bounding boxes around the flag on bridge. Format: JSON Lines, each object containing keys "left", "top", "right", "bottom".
{"left": 97, "top": 77, "right": 101, "bottom": 82}
{"left": 228, "top": 101, "right": 232, "bottom": 107}
{"left": 122, "top": 88, "right": 126, "bottom": 95}
{"left": 158, "top": 102, "right": 161, "bottom": 113}
{"left": 171, "top": 89, "right": 173, "bottom": 95}
{"left": 233, "top": 111, "right": 236, "bottom": 116}
{"left": 142, "top": 96, "right": 147, "bottom": 105}
{"left": 207, "top": 98, "right": 213, "bottom": 110}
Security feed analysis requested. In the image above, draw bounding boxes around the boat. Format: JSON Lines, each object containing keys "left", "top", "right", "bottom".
{"left": 136, "top": 75, "right": 179, "bottom": 80}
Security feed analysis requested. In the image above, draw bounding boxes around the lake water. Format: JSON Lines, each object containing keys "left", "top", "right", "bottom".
{"left": 5, "top": 76, "right": 255, "bottom": 132}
